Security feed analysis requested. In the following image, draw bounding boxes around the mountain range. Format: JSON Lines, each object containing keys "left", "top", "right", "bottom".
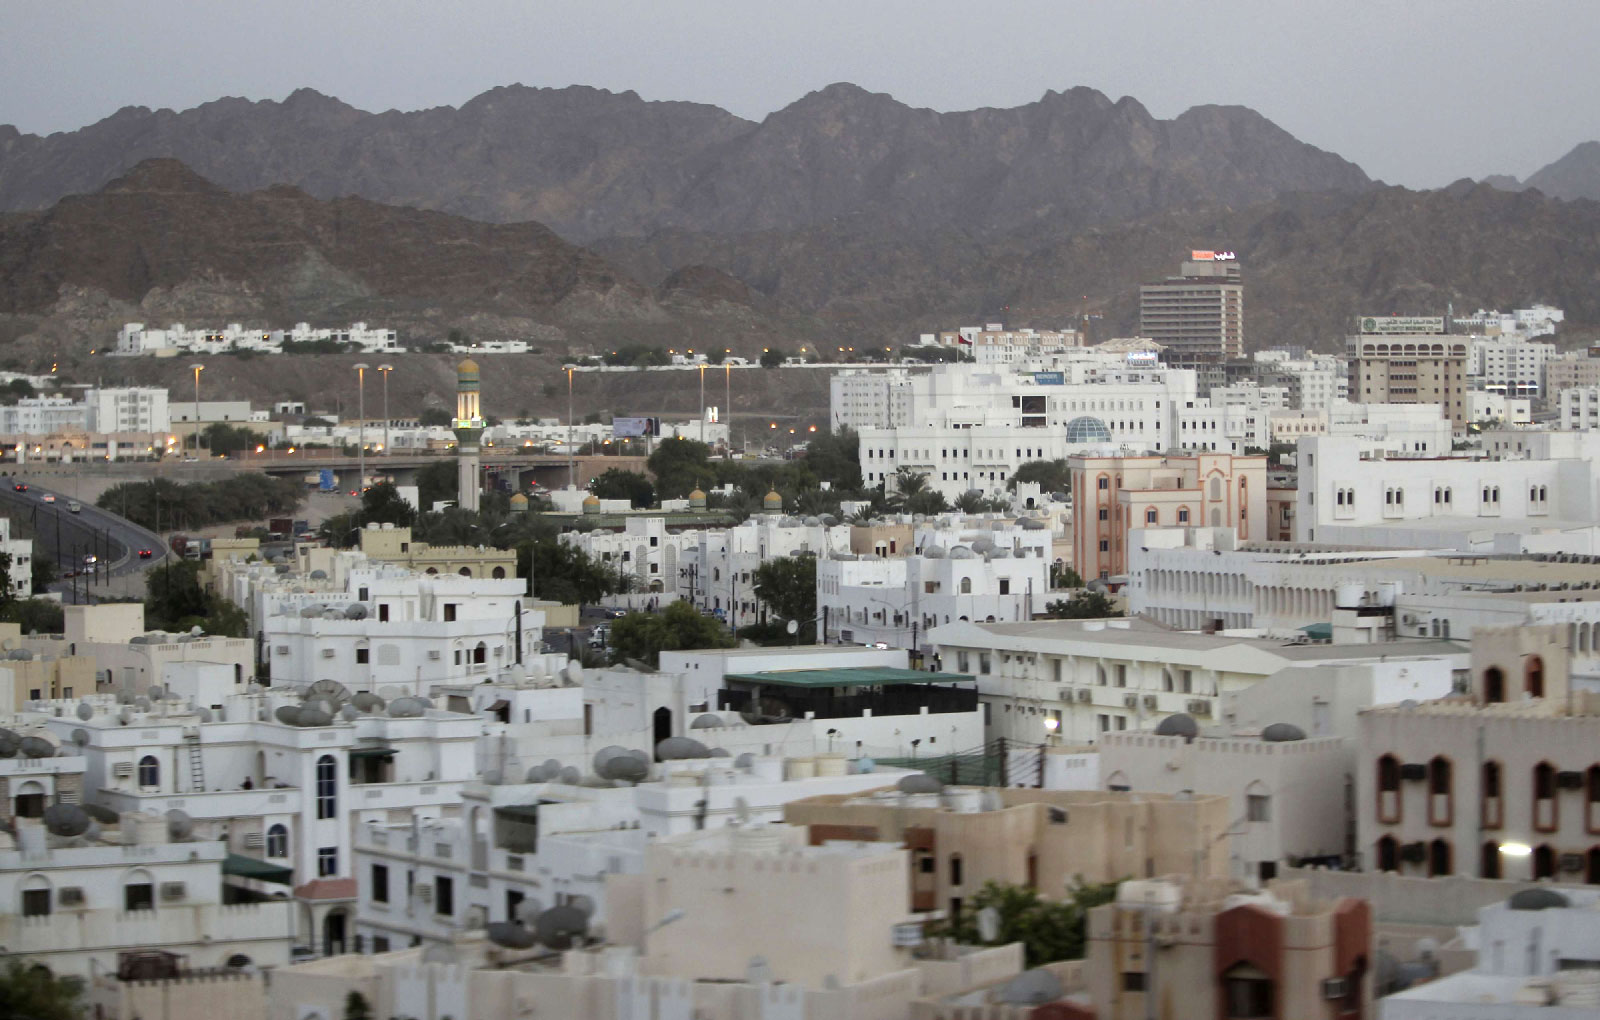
{"left": 1485, "top": 141, "right": 1600, "bottom": 202}
{"left": 2, "top": 82, "right": 1599, "bottom": 383}
{"left": 0, "top": 83, "right": 1371, "bottom": 242}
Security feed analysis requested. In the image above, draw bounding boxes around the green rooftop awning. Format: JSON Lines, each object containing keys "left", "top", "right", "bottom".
{"left": 1300, "top": 623, "right": 1333, "bottom": 640}
{"left": 223, "top": 853, "right": 294, "bottom": 885}
{"left": 723, "top": 667, "right": 976, "bottom": 689}
{"left": 348, "top": 746, "right": 398, "bottom": 760}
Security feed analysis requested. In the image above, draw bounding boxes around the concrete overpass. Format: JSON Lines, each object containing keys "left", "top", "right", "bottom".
{"left": 241, "top": 449, "right": 649, "bottom": 493}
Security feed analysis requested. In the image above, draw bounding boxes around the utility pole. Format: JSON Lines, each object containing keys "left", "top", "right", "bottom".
{"left": 189, "top": 363, "right": 204, "bottom": 453}
{"left": 354, "top": 363, "right": 369, "bottom": 497}
{"left": 566, "top": 367, "right": 575, "bottom": 489}
{"left": 378, "top": 364, "right": 393, "bottom": 456}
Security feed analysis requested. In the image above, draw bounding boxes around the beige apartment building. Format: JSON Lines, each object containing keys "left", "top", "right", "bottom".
{"left": 1543, "top": 349, "right": 1600, "bottom": 408}
{"left": 1140, "top": 255, "right": 1244, "bottom": 367}
{"left": 1068, "top": 451, "right": 1267, "bottom": 579}
{"left": 1346, "top": 331, "right": 1469, "bottom": 425}
{"left": 1084, "top": 877, "right": 1371, "bottom": 1020}
{"left": 1357, "top": 623, "right": 1600, "bottom": 883}
{"left": 358, "top": 523, "right": 516, "bottom": 579}
{"left": 785, "top": 785, "right": 1230, "bottom": 921}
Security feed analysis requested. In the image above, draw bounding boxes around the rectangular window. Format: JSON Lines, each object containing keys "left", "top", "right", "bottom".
{"left": 355, "top": 647, "right": 369, "bottom": 664}
{"left": 1122, "top": 972, "right": 1147, "bottom": 992}
{"left": 435, "top": 876, "right": 455, "bottom": 916}
{"left": 125, "top": 883, "right": 154, "bottom": 912}
{"left": 22, "top": 888, "right": 50, "bottom": 916}
{"left": 1247, "top": 795, "right": 1271, "bottom": 822}
{"left": 372, "top": 863, "right": 389, "bottom": 903}
{"left": 378, "top": 604, "right": 390, "bottom": 623}
{"left": 998, "top": 579, "right": 1010, "bottom": 595}
{"left": 444, "top": 603, "right": 458, "bottom": 622}
{"left": 318, "top": 846, "right": 338, "bottom": 877}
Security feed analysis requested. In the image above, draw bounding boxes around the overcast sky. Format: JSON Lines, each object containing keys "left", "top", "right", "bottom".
{"left": 4, "top": 0, "right": 1597, "bottom": 188}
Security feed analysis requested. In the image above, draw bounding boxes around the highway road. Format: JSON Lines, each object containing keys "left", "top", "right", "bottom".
{"left": 0, "top": 479, "right": 170, "bottom": 604}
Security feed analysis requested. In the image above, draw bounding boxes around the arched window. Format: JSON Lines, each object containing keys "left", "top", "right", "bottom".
{"left": 1484, "top": 666, "right": 1505, "bottom": 703}
{"left": 1428, "top": 757, "right": 1453, "bottom": 826}
{"left": 1482, "top": 761, "right": 1503, "bottom": 829}
{"left": 20, "top": 874, "right": 51, "bottom": 917}
{"left": 266, "top": 824, "right": 288, "bottom": 858}
{"left": 1377, "top": 755, "right": 1401, "bottom": 824}
{"left": 1209, "top": 477, "right": 1222, "bottom": 500}
{"left": 137, "top": 755, "right": 159, "bottom": 789}
{"left": 1533, "top": 844, "right": 1557, "bottom": 880}
{"left": 1534, "top": 762, "right": 1557, "bottom": 832}
{"left": 458, "top": 567, "right": 472, "bottom": 577}
{"left": 959, "top": 577, "right": 972, "bottom": 595}
{"left": 1480, "top": 841, "right": 1501, "bottom": 879}
{"left": 473, "top": 641, "right": 487, "bottom": 665}
{"left": 1525, "top": 656, "right": 1545, "bottom": 698}
{"left": 1375, "top": 836, "right": 1398, "bottom": 872}
{"left": 491, "top": 566, "right": 506, "bottom": 579}
{"left": 1428, "top": 838, "right": 1452, "bottom": 877}
{"left": 316, "top": 755, "right": 337, "bottom": 819}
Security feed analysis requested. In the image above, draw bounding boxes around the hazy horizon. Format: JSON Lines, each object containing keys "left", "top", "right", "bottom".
{"left": 5, "top": 0, "right": 1598, "bottom": 189}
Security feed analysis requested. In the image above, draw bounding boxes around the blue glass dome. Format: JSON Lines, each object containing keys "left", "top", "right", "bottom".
{"left": 1065, "top": 416, "right": 1112, "bottom": 443}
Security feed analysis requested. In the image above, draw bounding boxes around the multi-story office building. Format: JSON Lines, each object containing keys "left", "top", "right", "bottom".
{"left": 1140, "top": 252, "right": 1244, "bottom": 366}
{"left": 1543, "top": 349, "right": 1600, "bottom": 408}
{"left": 82, "top": 387, "right": 171, "bottom": 434}
{"left": 1068, "top": 450, "right": 1266, "bottom": 580}
{"left": 1468, "top": 336, "right": 1558, "bottom": 399}
{"left": 1558, "top": 385, "right": 1600, "bottom": 430}
{"left": 1347, "top": 320, "right": 1470, "bottom": 424}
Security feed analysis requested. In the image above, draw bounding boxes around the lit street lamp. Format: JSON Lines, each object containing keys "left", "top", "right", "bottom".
{"left": 188, "top": 363, "right": 204, "bottom": 453}
{"left": 377, "top": 364, "right": 394, "bottom": 456}
{"left": 353, "top": 363, "right": 369, "bottom": 496}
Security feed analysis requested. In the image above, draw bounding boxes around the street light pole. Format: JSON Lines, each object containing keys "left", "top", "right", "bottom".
{"left": 698, "top": 364, "right": 706, "bottom": 446}
{"left": 189, "top": 363, "right": 204, "bottom": 453}
{"left": 566, "top": 366, "right": 575, "bottom": 489}
{"left": 724, "top": 360, "right": 731, "bottom": 460}
{"left": 378, "top": 364, "right": 393, "bottom": 456}
{"left": 353, "top": 363, "right": 369, "bottom": 496}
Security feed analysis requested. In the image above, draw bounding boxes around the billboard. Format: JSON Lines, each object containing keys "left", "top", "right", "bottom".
{"left": 612, "top": 417, "right": 658, "bottom": 438}
{"left": 1190, "top": 249, "right": 1237, "bottom": 262}
{"left": 1032, "top": 372, "right": 1065, "bottom": 385}
{"left": 1359, "top": 316, "right": 1447, "bottom": 335}
{"left": 1125, "top": 351, "right": 1159, "bottom": 367}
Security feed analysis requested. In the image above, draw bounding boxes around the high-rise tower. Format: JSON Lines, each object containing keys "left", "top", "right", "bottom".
{"left": 453, "top": 358, "right": 484, "bottom": 511}
{"left": 1140, "top": 251, "right": 1244, "bottom": 368}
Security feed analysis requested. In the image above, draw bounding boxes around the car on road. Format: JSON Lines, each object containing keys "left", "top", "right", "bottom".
{"left": 39, "top": 494, "right": 54, "bottom": 503}
{"left": 83, "top": 554, "right": 98, "bottom": 567}
{"left": 604, "top": 608, "right": 627, "bottom": 618}
{"left": 588, "top": 625, "right": 610, "bottom": 649}
{"left": 67, "top": 501, "right": 81, "bottom": 514}
{"left": 138, "top": 549, "right": 154, "bottom": 559}
{"left": 12, "top": 483, "right": 26, "bottom": 492}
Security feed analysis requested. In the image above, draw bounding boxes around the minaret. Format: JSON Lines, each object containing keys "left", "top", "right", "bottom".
{"left": 453, "top": 358, "right": 484, "bottom": 512}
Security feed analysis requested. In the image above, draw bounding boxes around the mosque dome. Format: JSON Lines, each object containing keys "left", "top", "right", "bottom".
{"left": 763, "top": 489, "right": 784, "bottom": 511}
{"left": 689, "top": 488, "right": 707, "bottom": 509}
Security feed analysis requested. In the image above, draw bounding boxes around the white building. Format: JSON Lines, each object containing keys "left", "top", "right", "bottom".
{"left": 0, "top": 748, "right": 296, "bottom": 978}
{"left": 1381, "top": 888, "right": 1600, "bottom": 1018}
{"left": 677, "top": 514, "right": 850, "bottom": 628}
{"left": 83, "top": 387, "right": 171, "bottom": 434}
{"left": 1, "top": 515, "right": 32, "bottom": 601}
{"left": 1557, "top": 386, "right": 1600, "bottom": 430}
{"left": 1253, "top": 349, "right": 1349, "bottom": 410}
{"left": 0, "top": 396, "right": 87, "bottom": 435}
{"left": 559, "top": 517, "right": 697, "bottom": 595}
{"left": 116, "top": 321, "right": 403, "bottom": 356}
{"left": 1467, "top": 336, "right": 1558, "bottom": 400}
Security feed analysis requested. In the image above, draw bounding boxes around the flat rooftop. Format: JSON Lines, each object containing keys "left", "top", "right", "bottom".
{"left": 724, "top": 667, "right": 975, "bottom": 689}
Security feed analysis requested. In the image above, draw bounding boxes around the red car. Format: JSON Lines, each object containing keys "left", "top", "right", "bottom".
{"left": 12, "top": 483, "right": 26, "bottom": 492}
{"left": 138, "top": 549, "right": 154, "bottom": 559}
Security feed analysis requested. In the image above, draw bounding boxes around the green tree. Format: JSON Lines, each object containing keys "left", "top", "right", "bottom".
{"left": 343, "top": 990, "right": 374, "bottom": 1020}
{"left": 0, "top": 957, "right": 83, "bottom": 1020}
{"left": 201, "top": 422, "right": 268, "bottom": 457}
{"left": 1050, "top": 564, "right": 1083, "bottom": 589}
{"left": 590, "top": 469, "right": 655, "bottom": 509}
{"left": 516, "top": 538, "right": 626, "bottom": 605}
{"left": 751, "top": 553, "right": 817, "bottom": 642}
{"left": 647, "top": 438, "right": 716, "bottom": 501}
{"left": 0, "top": 598, "right": 64, "bottom": 634}
{"left": 608, "top": 600, "right": 735, "bottom": 667}
{"left": 931, "top": 880, "right": 1121, "bottom": 966}
{"left": 1008, "top": 459, "right": 1072, "bottom": 494}
{"left": 799, "top": 426, "right": 862, "bottom": 490}
{"left": 1, "top": 378, "right": 37, "bottom": 404}
{"left": 144, "top": 560, "right": 249, "bottom": 636}
{"left": 418, "top": 407, "right": 454, "bottom": 427}
{"left": 416, "top": 460, "right": 459, "bottom": 510}
{"left": 0, "top": 552, "right": 14, "bottom": 614}
{"left": 357, "top": 481, "right": 417, "bottom": 528}
{"left": 1042, "top": 591, "right": 1121, "bottom": 619}
{"left": 759, "top": 347, "right": 785, "bottom": 368}
{"left": 30, "top": 555, "right": 56, "bottom": 594}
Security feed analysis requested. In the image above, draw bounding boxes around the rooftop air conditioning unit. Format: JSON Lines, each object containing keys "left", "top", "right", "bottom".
{"left": 1142, "top": 695, "right": 1159, "bottom": 710}
{"left": 321, "top": 648, "right": 336, "bottom": 658}
{"left": 242, "top": 832, "right": 265, "bottom": 850}
{"left": 160, "top": 882, "right": 187, "bottom": 902}
{"left": 1186, "top": 699, "right": 1211, "bottom": 716}
{"left": 58, "top": 887, "right": 85, "bottom": 906}
{"left": 275, "top": 645, "right": 290, "bottom": 655}
{"left": 112, "top": 762, "right": 134, "bottom": 778}
{"left": 1076, "top": 689, "right": 1093, "bottom": 703}
{"left": 1123, "top": 694, "right": 1139, "bottom": 709}
{"left": 428, "top": 651, "right": 441, "bottom": 661}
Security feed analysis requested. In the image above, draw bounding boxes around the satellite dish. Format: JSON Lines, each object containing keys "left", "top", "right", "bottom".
{"left": 166, "top": 809, "right": 194, "bottom": 841}
{"left": 75, "top": 701, "right": 93, "bottom": 721}
{"left": 0, "top": 728, "right": 20, "bottom": 758}
{"left": 486, "top": 922, "right": 537, "bottom": 949}
{"left": 19, "top": 735, "right": 54, "bottom": 759}
{"left": 591, "top": 745, "right": 628, "bottom": 774}
{"left": 134, "top": 697, "right": 152, "bottom": 711}
{"left": 515, "top": 899, "right": 545, "bottom": 925}
{"left": 534, "top": 905, "right": 589, "bottom": 950}
{"left": 567, "top": 895, "right": 595, "bottom": 917}
{"left": 44, "top": 803, "right": 90, "bottom": 837}
{"left": 734, "top": 752, "right": 755, "bottom": 769}
{"left": 303, "top": 679, "right": 351, "bottom": 710}
{"left": 352, "top": 692, "right": 385, "bottom": 713}
{"left": 339, "top": 705, "right": 360, "bottom": 721}
{"left": 977, "top": 906, "right": 1001, "bottom": 943}
{"left": 71, "top": 728, "right": 89, "bottom": 747}
{"left": 297, "top": 707, "right": 334, "bottom": 727}
{"left": 558, "top": 765, "right": 581, "bottom": 785}
{"left": 785, "top": 619, "right": 798, "bottom": 635}
{"left": 147, "top": 685, "right": 165, "bottom": 700}
{"left": 275, "top": 705, "right": 303, "bottom": 726}
{"left": 604, "top": 755, "right": 648, "bottom": 783}
{"left": 562, "top": 661, "right": 585, "bottom": 685}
